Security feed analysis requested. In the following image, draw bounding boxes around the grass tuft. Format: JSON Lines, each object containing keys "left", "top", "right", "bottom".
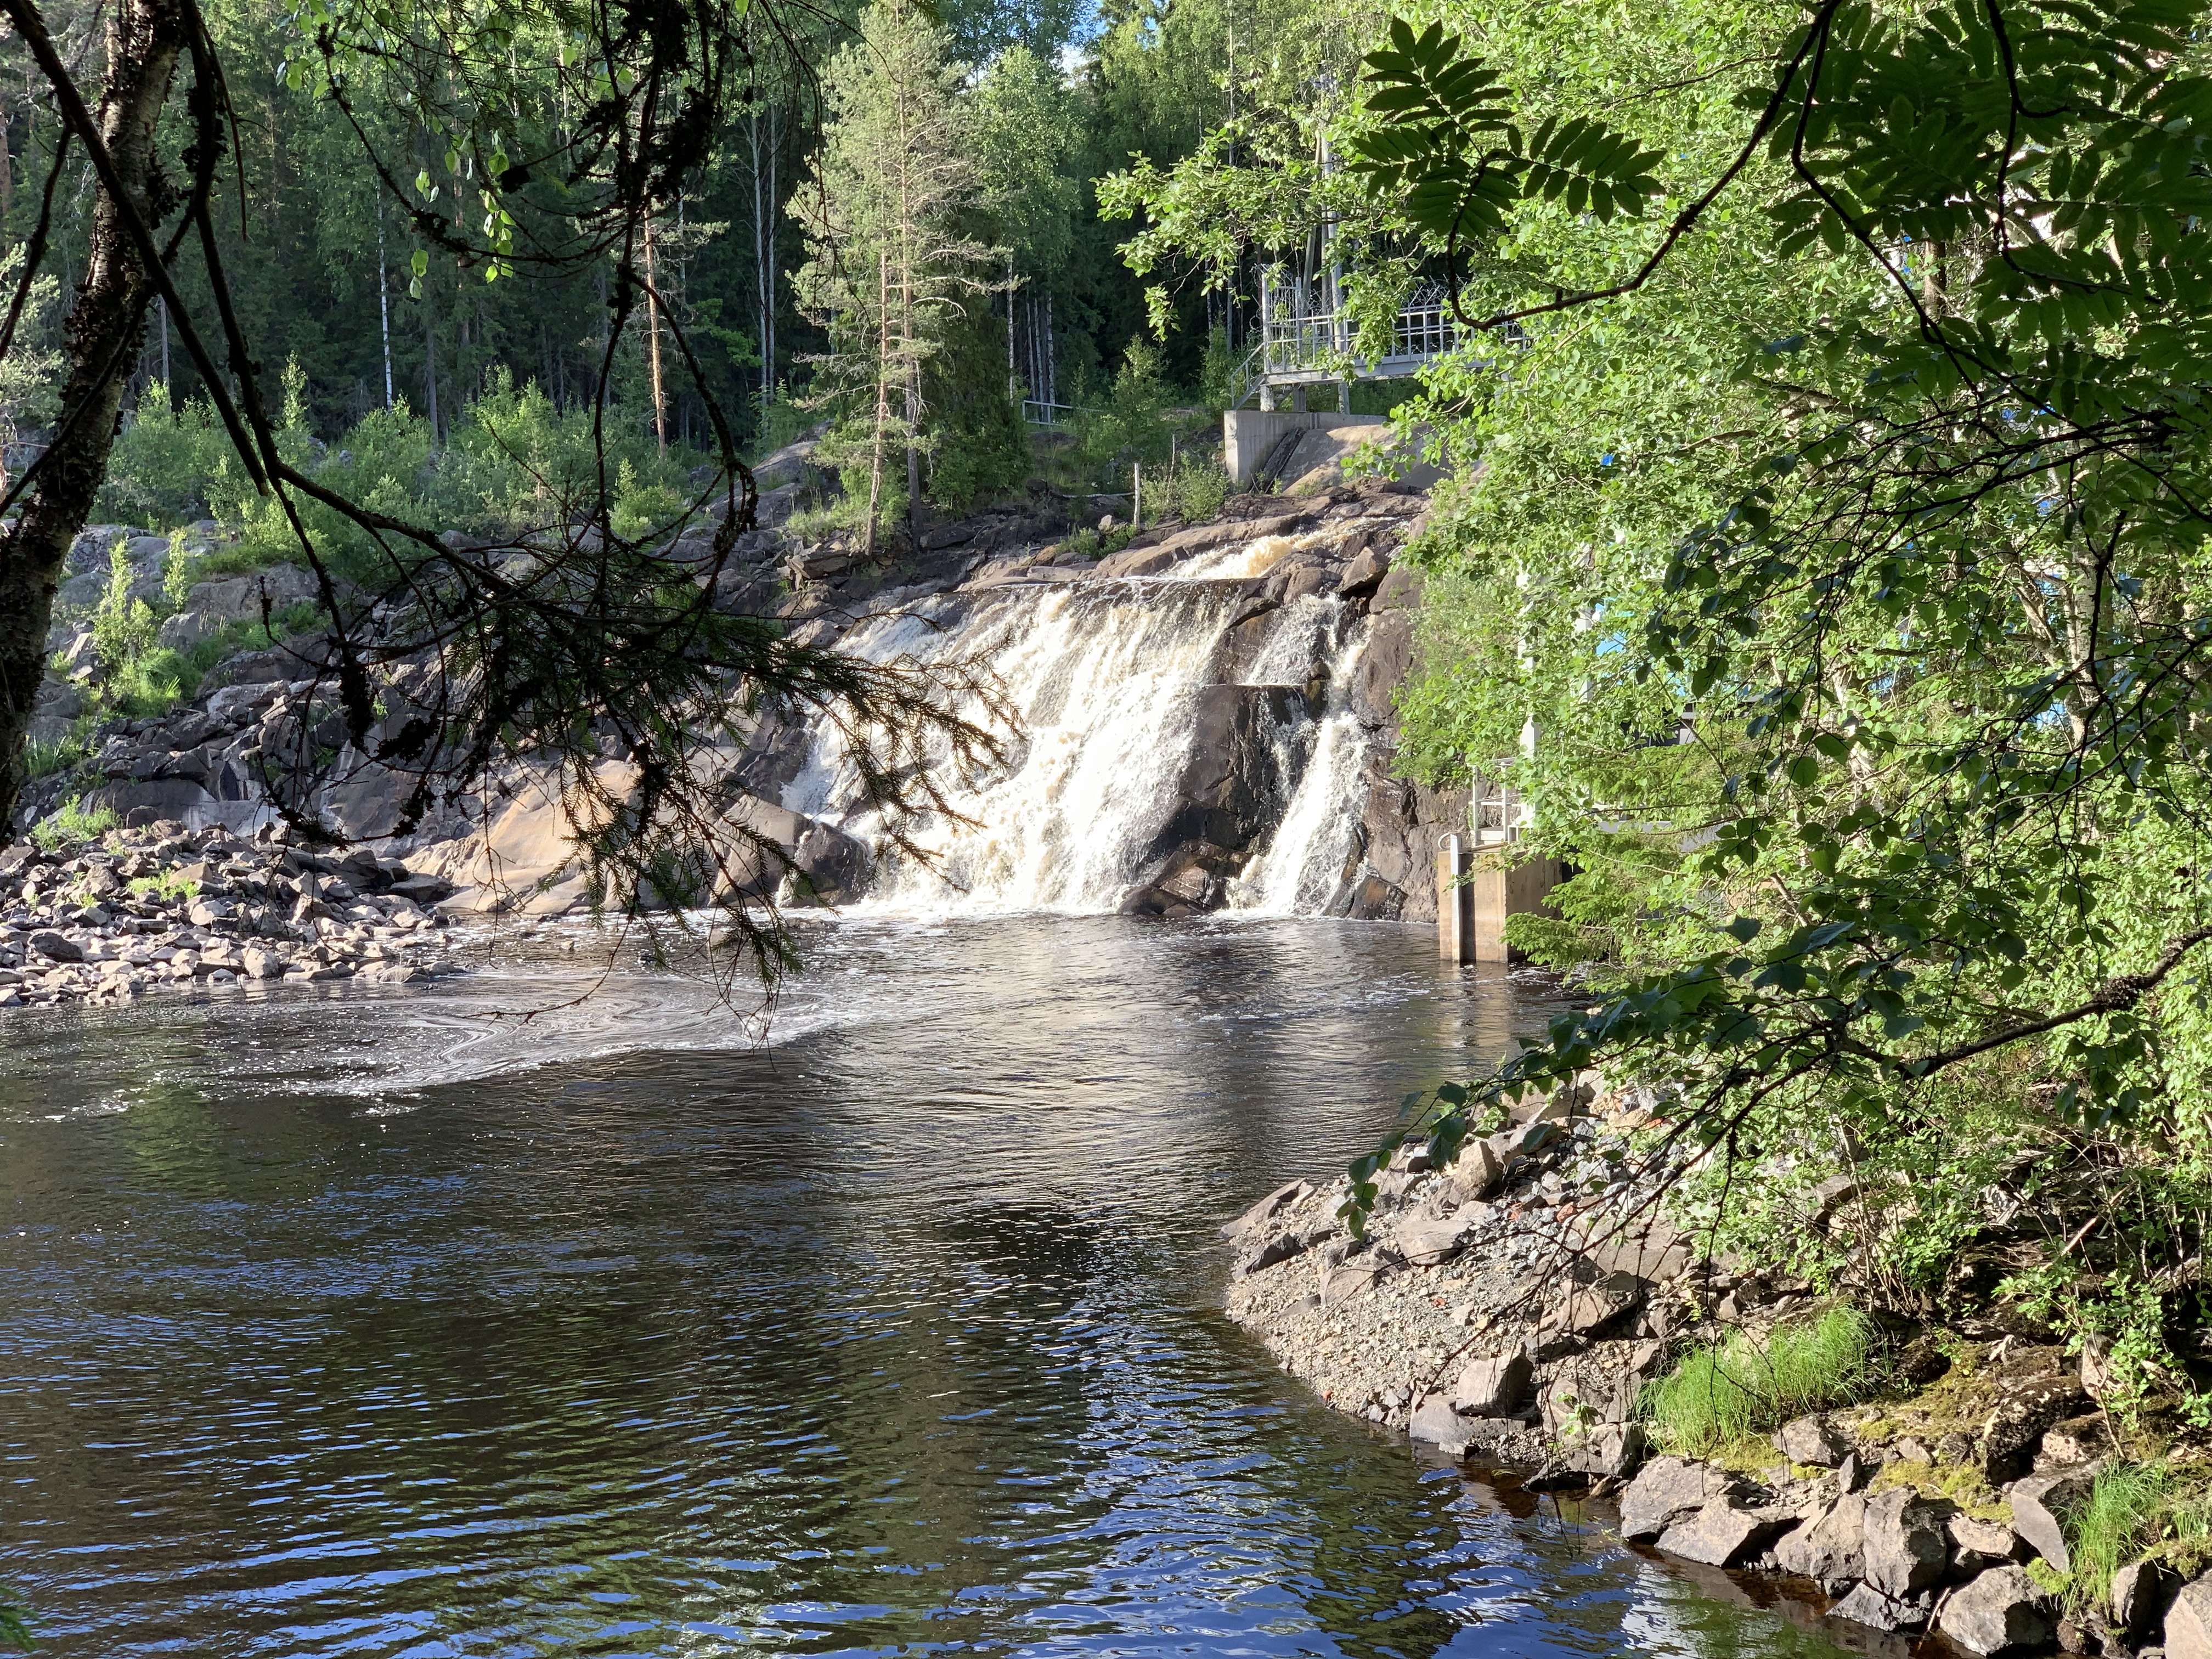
{"left": 30, "top": 794, "right": 120, "bottom": 852}
{"left": 1641, "top": 1305, "right": 1875, "bottom": 1458}
{"left": 2057, "top": 1462, "right": 2212, "bottom": 1612}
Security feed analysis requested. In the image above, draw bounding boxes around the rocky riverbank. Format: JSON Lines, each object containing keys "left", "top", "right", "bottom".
{"left": 0, "top": 820, "right": 461, "bottom": 1007}
{"left": 1221, "top": 1084, "right": 2210, "bottom": 1657}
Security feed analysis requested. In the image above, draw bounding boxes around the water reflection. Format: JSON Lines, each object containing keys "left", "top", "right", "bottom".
{"left": 1, "top": 916, "right": 1889, "bottom": 1656}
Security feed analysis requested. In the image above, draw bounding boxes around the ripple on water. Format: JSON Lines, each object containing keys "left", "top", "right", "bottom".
{"left": 0, "top": 916, "right": 1892, "bottom": 1657}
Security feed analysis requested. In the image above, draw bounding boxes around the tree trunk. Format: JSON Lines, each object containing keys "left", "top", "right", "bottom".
{"left": 0, "top": 0, "right": 186, "bottom": 831}
{"left": 644, "top": 211, "right": 667, "bottom": 455}
{"left": 376, "top": 196, "right": 393, "bottom": 408}
{"left": 864, "top": 249, "right": 888, "bottom": 561}
{"left": 420, "top": 263, "right": 441, "bottom": 442}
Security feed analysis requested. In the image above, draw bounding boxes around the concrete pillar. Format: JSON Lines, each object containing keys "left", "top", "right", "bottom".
{"left": 1474, "top": 856, "right": 1565, "bottom": 963}
{"left": 1437, "top": 835, "right": 1475, "bottom": 962}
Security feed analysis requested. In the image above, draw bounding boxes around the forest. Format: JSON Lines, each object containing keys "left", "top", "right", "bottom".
{"left": 12, "top": 0, "right": 2212, "bottom": 1644}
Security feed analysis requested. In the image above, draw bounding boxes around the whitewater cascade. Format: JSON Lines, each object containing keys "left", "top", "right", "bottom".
{"left": 779, "top": 534, "right": 1379, "bottom": 918}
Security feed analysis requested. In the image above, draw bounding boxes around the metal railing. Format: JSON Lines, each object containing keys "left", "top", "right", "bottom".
{"left": 1228, "top": 280, "right": 1471, "bottom": 408}
{"left": 1020, "top": 398, "right": 1098, "bottom": 428}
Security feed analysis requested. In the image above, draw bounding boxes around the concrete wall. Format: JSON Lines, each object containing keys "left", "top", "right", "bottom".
{"left": 1223, "top": 409, "right": 1387, "bottom": 487}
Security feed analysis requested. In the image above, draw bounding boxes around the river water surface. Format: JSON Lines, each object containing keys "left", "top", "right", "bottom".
{"left": 1, "top": 916, "right": 1891, "bottom": 1657}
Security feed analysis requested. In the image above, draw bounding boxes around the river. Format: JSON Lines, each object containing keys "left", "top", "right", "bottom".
{"left": 0, "top": 915, "right": 1893, "bottom": 1657}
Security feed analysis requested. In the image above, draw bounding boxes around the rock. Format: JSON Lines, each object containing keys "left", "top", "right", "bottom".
{"left": 1239, "top": 1227, "right": 1314, "bottom": 1276}
{"left": 2010, "top": 1468, "right": 2098, "bottom": 1574}
{"left": 1950, "top": 1514, "right": 2025, "bottom": 1574}
{"left": 1223, "top": 1179, "right": 1308, "bottom": 1242}
{"left": 1370, "top": 566, "right": 1422, "bottom": 613}
{"left": 28, "top": 930, "right": 83, "bottom": 963}
{"left": 1774, "top": 1414, "right": 1848, "bottom": 1466}
{"left": 389, "top": 873, "right": 454, "bottom": 904}
{"left": 1938, "top": 1564, "right": 2055, "bottom": 1655}
{"left": 1440, "top": 1139, "right": 1502, "bottom": 1203}
{"left": 1979, "top": 1352, "right": 2091, "bottom": 1481}
{"left": 1340, "top": 544, "right": 1390, "bottom": 595}
{"left": 1407, "top": 1394, "right": 1466, "bottom": 1448}
{"left": 1619, "top": 1457, "right": 1740, "bottom": 1542}
{"left": 2170, "top": 1572, "right": 2212, "bottom": 1659}
{"left": 1862, "top": 1486, "right": 1955, "bottom": 1598}
{"left": 2113, "top": 1558, "right": 2180, "bottom": 1636}
{"left": 1393, "top": 1215, "right": 1477, "bottom": 1266}
{"left": 2037, "top": 1414, "right": 2112, "bottom": 1468}
{"left": 1452, "top": 1351, "right": 1532, "bottom": 1417}
{"left": 1657, "top": 1498, "right": 1780, "bottom": 1568}
{"left": 240, "top": 946, "right": 279, "bottom": 980}
{"left": 1776, "top": 1491, "right": 1867, "bottom": 1586}
{"left": 1553, "top": 1269, "right": 1644, "bottom": 1336}
{"left": 1827, "top": 1582, "right": 1928, "bottom": 1634}
{"left": 1561, "top": 1421, "right": 1645, "bottom": 1480}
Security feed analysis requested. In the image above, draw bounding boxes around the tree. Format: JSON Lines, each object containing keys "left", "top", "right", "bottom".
{"left": 0, "top": 0, "right": 1002, "bottom": 978}
{"left": 790, "top": 0, "right": 1006, "bottom": 548}
{"left": 1279, "top": 0, "right": 2212, "bottom": 1381}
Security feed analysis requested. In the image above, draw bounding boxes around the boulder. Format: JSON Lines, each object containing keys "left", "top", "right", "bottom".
{"left": 1407, "top": 1394, "right": 1466, "bottom": 1449}
{"left": 1618, "top": 1457, "right": 1740, "bottom": 1542}
{"left": 2170, "top": 1572, "right": 2212, "bottom": 1659}
{"left": 1861, "top": 1486, "right": 1955, "bottom": 1598}
{"left": 1776, "top": 1491, "right": 1867, "bottom": 1586}
{"left": 1949, "top": 1514, "right": 2024, "bottom": 1575}
{"left": 2008, "top": 1468, "right": 2097, "bottom": 1574}
{"left": 28, "top": 930, "right": 83, "bottom": 963}
{"left": 1559, "top": 1421, "right": 1645, "bottom": 1480}
{"left": 1222, "top": 1180, "right": 1309, "bottom": 1243}
{"left": 1937, "top": 1564, "right": 2054, "bottom": 1655}
{"left": 1978, "top": 1351, "right": 2091, "bottom": 1481}
{"left": 1773, "top": 1414, "right": 1848, "bottom": 1467}
{"left": 1452, "top": 1351, "right": 1532, "bottom": 1418}
{"left": 2113, "top": 1558, "right": 2180, "bottom": 1636}
{"left": 2036, "top": 1413, "right": 2111, "bottom": 1468}
{"left": 1553, "top": 1269, "right": 1644, "bottom": 1336}
{"left": 1656, "top": 1498, "right": 1780, "bottom": 1568}
{"left": 1827, "top": 1582, "right": 1928, "bottom": 1634}
{"left": 1340, "top": 544, "right": 1390, "bottom": 595}
{"left": 1439, "top": 1140, "right": 1502, "bottom": 1203}
{"left": 1392, "top": 1216, "right": 1478, "bottom": 1267}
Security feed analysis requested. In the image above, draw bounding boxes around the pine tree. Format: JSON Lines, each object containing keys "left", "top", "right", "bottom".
{"left": 790, "top": 0, "right": 1003, "bottom": 552}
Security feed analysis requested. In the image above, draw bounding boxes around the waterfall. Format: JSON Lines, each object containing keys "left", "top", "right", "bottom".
{"left": 778, "top": 549, "right": 1380, "bottom": 919}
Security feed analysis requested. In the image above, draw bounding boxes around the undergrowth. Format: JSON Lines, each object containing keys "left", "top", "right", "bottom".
{"left": 2050, "top": 1463, "right": 2212, "bottom": 1613}
{"left": 1640, "top": 1306, "right": 1875, "bottom": 1458}
{"left": 31, "top": 795, "right": 119, "bottom": 850}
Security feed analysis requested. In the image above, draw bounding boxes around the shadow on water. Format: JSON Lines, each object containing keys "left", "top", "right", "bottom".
{"left": 0, "top": 915, "right": 1914, "bottom": 1657}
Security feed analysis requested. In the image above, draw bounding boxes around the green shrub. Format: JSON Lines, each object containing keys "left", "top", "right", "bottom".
{"left": 126, "top": 868, "right": 199, "bottom": 903}
{"left": 31, "top": 794, "right": 119, "bottom": 851}
{"left": 96, "top": 381, "right": 232, "bottom": 523}
{"left": 90, "top": 538, "right": 156, "bottom": 669}
{"left": 22, "top": 723, "right": 89, "bottom": 780}
{"left": 1149, "top": 456, "right": 1229, "bottom": 526}
{"left": 1641, "top": 1306, "right": 1876, "bottom": 1458}
{"left": 0, "top": 1583, "right": 30, "bottom": 1654}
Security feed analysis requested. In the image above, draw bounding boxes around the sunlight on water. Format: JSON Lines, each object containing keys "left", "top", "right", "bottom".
{"left": 0, "top": 919, "right": 1886, "bottom": 1659}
